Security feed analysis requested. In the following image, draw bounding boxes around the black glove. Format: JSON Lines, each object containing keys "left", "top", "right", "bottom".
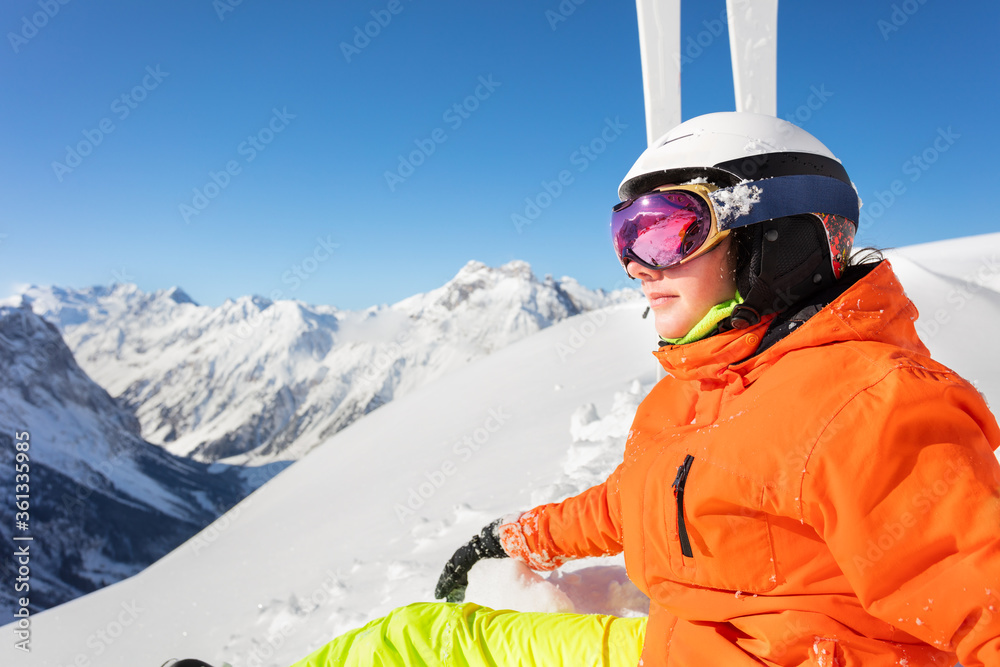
{"left": 434, "top": 518, "right": 508, "bottom": 603}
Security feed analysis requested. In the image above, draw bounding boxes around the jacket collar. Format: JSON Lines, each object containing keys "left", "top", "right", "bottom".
{"left": 653, "top": 260, "right": 927, "bottom": 381}
{"left": 653, "top": 316, "right": 774, "bottom": 382}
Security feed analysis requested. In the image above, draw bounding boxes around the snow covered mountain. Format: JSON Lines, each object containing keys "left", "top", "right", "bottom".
{"left": 10, "top": 261, "right": 637, "bottom": 465}
{"left": 5, "top": 235, "right": 1000, "bottom": 667}
{"left": 1, "top": 293, "right": 660, "bottom": 667}
{"left": 0, "top": 305, "right": 266, "bottom": 617}
{"left": 0, "top": 261, "right": 632, "bottom": 618}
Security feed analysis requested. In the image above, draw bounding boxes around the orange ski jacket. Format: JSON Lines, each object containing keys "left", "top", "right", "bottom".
{"left": 499, "top": 261, "right": 1000, "bottom": 666}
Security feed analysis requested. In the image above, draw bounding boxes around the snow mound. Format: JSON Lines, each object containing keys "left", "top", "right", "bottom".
{"left": 533, "top": 382, "right": 646, "bottom": 507}
{"left": 465, "top": 559, "right": 575, "bottom": 613}
{"left": 545, "top": 565, "right": 650, "bottom": 617}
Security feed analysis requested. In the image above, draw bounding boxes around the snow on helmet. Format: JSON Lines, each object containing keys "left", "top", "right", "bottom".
{"left": 618, "top": 112, "right": 859, "bottom": 328}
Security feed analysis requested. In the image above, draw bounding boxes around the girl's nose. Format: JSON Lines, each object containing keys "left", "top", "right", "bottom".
{"left": 626, "top": 261, "right": 664, "bottom": 281}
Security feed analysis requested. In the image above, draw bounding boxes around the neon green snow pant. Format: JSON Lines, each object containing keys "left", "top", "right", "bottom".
{"left": 289, "top": 602, "right": 647, "bottom": 667}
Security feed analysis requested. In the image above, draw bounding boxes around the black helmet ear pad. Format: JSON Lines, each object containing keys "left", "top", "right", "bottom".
{"left": 732, "top": 214, "right": 836, "bottom": 320}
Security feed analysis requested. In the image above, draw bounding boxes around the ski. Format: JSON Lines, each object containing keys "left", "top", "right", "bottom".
{"left": 726, "top": 0, "right": 778, "bottom": 115}
{"left": 635, "top": 0, "right": 682, "bottom": 145}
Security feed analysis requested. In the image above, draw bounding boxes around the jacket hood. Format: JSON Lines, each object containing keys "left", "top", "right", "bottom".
{"left": 653, "top": 260, "right": 928, "bottom": 382}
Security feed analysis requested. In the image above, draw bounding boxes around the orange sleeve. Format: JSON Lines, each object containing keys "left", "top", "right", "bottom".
{"left": 802, "top": 366, "right": 1000, "bottom": 666}
{"left": 498, "top": 463, "right": 625, "bottom": 570}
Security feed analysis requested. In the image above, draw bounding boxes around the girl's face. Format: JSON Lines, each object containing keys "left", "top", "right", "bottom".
{"left": 626, "top": 236, "right": 738, "bottom": 339}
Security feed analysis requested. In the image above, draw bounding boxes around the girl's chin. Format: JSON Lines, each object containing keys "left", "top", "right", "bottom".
{"left": 653, "top": 315, "right": 691, "bottom": 340}
{"left": 650, "top": 300, "right": 707, "bottom": 339}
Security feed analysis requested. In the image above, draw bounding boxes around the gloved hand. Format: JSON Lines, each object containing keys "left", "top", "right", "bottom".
{"left": 434, "top": 518, "right": 508, "bottom": 603}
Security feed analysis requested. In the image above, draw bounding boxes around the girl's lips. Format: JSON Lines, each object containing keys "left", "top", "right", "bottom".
{"left": 646, "top": 293, "right": 677, "bottom": 307}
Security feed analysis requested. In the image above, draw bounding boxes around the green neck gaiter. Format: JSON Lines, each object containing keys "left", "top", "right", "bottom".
{"left": 661, "top": 291, "right": 743, "bottom": 346}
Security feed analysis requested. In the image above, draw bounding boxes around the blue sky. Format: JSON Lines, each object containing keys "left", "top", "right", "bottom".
{"left": 2, "top": 0, "right": 997, "bottom": 310}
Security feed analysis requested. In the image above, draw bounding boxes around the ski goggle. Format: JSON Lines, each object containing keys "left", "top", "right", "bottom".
{"left": 611, "top": 183, "right": 728, "bottom": 272}
{"left": 611, "top": 174, "right": 861, "bottom": 275}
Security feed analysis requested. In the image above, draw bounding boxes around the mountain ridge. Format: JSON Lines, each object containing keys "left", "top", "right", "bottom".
{"left": 9, "top": 260, "right": 639, "bottom": 464}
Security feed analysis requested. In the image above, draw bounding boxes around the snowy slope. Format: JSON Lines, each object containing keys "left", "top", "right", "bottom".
{"left": 10, "top": 261, "right": 637, "bottom": 465}
{"left": 5, "top": 235, "right": 1000, "bottom": 667}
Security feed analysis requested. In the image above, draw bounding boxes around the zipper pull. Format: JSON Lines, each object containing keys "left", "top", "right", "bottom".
{"left": 672, "top": 454, "right": 695, "bottom": 558}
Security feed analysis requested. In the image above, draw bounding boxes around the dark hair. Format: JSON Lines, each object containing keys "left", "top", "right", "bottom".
{"left": 847, "top": 247, "right": 886, "bottom": 266}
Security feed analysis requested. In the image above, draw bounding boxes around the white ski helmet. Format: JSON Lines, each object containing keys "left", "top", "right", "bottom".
{"left": 618, "top": 111, "right": 860, "bottom": 328}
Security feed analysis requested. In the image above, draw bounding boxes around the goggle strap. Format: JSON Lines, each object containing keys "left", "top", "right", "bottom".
{"left": 710, "top": 175, "right": 860, "bottom": 231}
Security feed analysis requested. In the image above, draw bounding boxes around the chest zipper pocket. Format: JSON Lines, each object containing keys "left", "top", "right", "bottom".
{"left": 672, "top": 454, "right": 695, "bottom": 558}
